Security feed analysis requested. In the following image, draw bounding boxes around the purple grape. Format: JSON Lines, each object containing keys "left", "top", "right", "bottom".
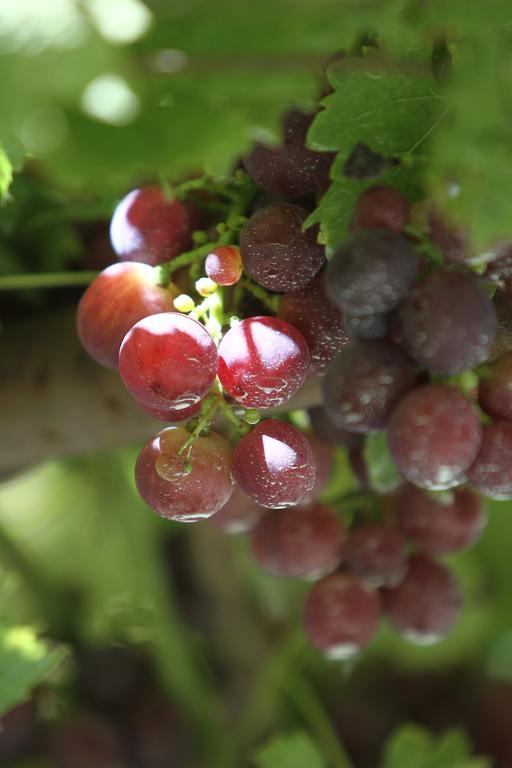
{"left": 211, "top": 485, "right": 264, "bottom": 535}
{"left": 479, "top": 351, "right": 512, "bottom": 420}
{"left": 240, "top": 204, "right": 325, "bottom": 292}
{"left": 322, "top": 340, "right": 415, "bottom": 433}
{"left": 326, "top": 229, "right": 419, "bottom": 316}
{"left": 352, "top": 185, "right": 409, "bottom": 232}
{"left": 344, "top": 524, "right": 408, "bottom": 588}
{"left": 467, "top": 421, "right": 512, "bottom": 499}
{"left": 308, "top": 407, "right": 364, "bottom": 449}
{"left": 344, "top": 310, "right": 392, "bottom": 340}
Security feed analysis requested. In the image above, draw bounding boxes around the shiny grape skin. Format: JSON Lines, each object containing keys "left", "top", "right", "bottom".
{"left": 308, "top": 407, "right": 364, "bottom": 449}
{"left": 400, "top": 271, "right": 497, "bottom": 375}
{"left": 344, "top": 310, "right": 392, "bottom": 340}
{"left": 278, "top": 273, "right": 351, "bottom": 373}
{"left": 387, "top": 384, "right": 483, "bottom": 490}
{"left": 326, "top": 229, "right": 419, "bottom": 316}
{"left": 243, "top": 109, "right": 333, "bottom": 199}
{"left": 119, "top": 313, "right": 218, "bottom": 410}
{"left": 322, "top": 340, "right": 415, "bottom": 433}
{"left": 218, "top": 316, "right": 311, "bottom": 409}
{"left": 76, "top": 263, "right": 177, "bottom": 370}
{"left": 467, "top": 421, "right": 512, "bottom": 500}
{"left": 381, "top": 553, "right": 462, "bottom": 644}
{"left": 204, "top": 245, "right": 243, "bottom": 286}
{"left": 396, "top": 484, "right": 486, "bottom": 555}
{"left": 479, "top": 352, "right": 512, "bottom": 420}
{"left": 109, "top": 186, "right": 200, "bottom": 266}
{"left": 138, "top": 401, "right": 201, "bottom": 423}
{"left": 303, "top": 573, "right": 381, "bottom": 659}
{"left": 232, "top": 420, "right": 316, "bottom": 508}
{"left": 135, "top": 427, "right": 233, "bottom": 522}
{"left": 251, "top": 503, "right": 346, "bottom": 580}
{"left": 211, "top": 485, "right": 264, "bottom": 535}
{"left": 240, "top": 204, "right": 325, "bottom": 292}
{"left": 352, "top": 185, "right": 409, "bottom": 232}
{"left": 344, "top": 524, "right": 408, "bottom": 588}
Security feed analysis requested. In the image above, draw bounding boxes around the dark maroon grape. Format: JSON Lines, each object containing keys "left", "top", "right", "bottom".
{"left": 135, "top": 427, "right": 233, "bottom": 522}
{"left": 344, "top": 524, "right": 408, "bottom": 587}
{"left": 303, "top": 573, "right": 381, "bottom": 658}
{"left": 278, "top": 273, "right": 351, "bottom": 373}
{"left": 309, "top": 407, "right": 364, "bottom": 449}
{"left": 326, "top": 229, "right": 419, "bottom": 316}
{"left": 251, "top": 503, "right": 345, "bottom": 580}
{"left": 119, "top": 313, "right": 218, "bottom": 411}
{"left": 467, "top": 421, "right": 512, "bottom": 499}
{"left": 204, "top": 245, "right": 243, "bottom": 285}
{"left": 322, "top": 341, "right": 415, "bottom": 433}
{"left": 479, "top": 352, "right": 512, "bottom": 420}
{"left": 76, "top": 263, "right": 178, "bottom": 370}
{"left": 211, "top": 485, "right": 264, "bottom": 534}
{"left": 45, "top": 715, "right": 122, "bottom": 768}
{"left": 485, "top": 244, "right": 512, "bottom": 282}
{"left": 387, "top": 384, "right": 483, "bottom": 490}
{"left": 240, "top": 204, "right": 325, "bottom": 292}
{"left": 243, "top": 109, "right": 333, "bottom": 199}
{"left": 344, "top": 310, "right": 392, "bottom": 340}
{"left": 232, "top": 420, "right": 315, "bottom": 508}
{"left": 381, "top": 553, "right": 462, "bottom": 644}
{"left": 352, "top": 186, "right": 409, "bottom": 232}
{"left": 218, "top": 316, "right": 311, "bottom": 408}
{"left": 428, "top": 209, "right": 469, "bottom": 263}
{"left": 0, "top": 700, "right": 36, "bottom": 760}
{"left": 110, "top": 186, "right": 200, "bottom": 266}
{"left": 400, "top": 271, "right": 496, "bottom": 375}
{"left": 396, "top": 484, "right": 485, "bottom": 554}
{"left": 130, "top": 695, "right": 182, "bottom": 768}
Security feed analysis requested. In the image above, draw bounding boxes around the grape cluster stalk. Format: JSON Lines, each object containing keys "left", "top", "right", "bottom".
{"left": 77, "top": 106, "right": 512, "bottom": 661}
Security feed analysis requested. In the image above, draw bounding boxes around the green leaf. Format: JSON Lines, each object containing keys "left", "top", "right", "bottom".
{"left": 308, "top": 58, "right": 442, "bottom": 247}
{"left": 383, "top": 725, "right": 491, "bottom": 768}
{"left": 0, "top": 146, "right": 13, "bottom": 200}
{"left": 0, "top": 623, "right": 67, "bottom": 716}
{"left": 254, "top": 732, "right": 326, "bottom": 768}
{"left": 364, "top": 432, "right": 402, "bottom": 493}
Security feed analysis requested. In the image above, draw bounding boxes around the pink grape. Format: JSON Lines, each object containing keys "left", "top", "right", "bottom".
{"left": 218, "top": 316, "right": 311, "bottom": 408}
{"left": 76, "top": 263, "right": 178, "bottom": 370}
{"left": 396, "top": 484, "right": 486, "bottom": 555}
{"left": 381, "top": 553, "right": 462, "bottom": 644}
{"left": 387, "top": 384, "right": 482, "bottom": 490}
{"left": 232, "top": 420, "right": 315, "bottom": 508}
{"left": 204, "top": 245, "right": 243, "bottom": 286}
{"left": 135, "top": 427, "right": 233, "bottom": 522}
{"left": 344, "top": 524, "right": 408, "bottom": 588}
{"left": 467, "top": 421, "right": 512, "bottom": 500}
{"left": 303, "top": 573, "right": 381, "bottom": 659}
{"left": 119, "top": 313, "right": 218, "bottom": 410}
{"left": 211, "top": 485, "right": 264, "bottom": 535}
{"left": 479, "top": 352, "right": 512, "bottom": 420}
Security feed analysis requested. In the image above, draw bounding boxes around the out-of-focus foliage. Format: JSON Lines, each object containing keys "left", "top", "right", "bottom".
{"left": 383, "top": 725, "right": 491, "bottom": 768}
{"left": 254, "top": 731, "right": 325, "bottom": 768}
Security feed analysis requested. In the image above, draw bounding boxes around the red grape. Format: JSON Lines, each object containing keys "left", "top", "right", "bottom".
{"left": 400, "top": 271, "right": 496, "bottom": 375}
{"left": 243, "top": 108, "right": 333, "bottom": 199}
{"left": 211, "top": 485, "right": 264, "bottom": 534}
{"left": 232, "top": 420, "right": 315, "bottom": 508}
{"left": 240, "top": 204, "right": 325, "bottom": 292}
{"left": 76, "top": 263, "right": 177, "bottom": 370}
{"left": 135, "top": 427, "right": 233, "bottom": 522}
{"left": 303, "top": 573, "right": 381, "bottom": 659}
{"left": 308, "top": 407, "right": 364, "bottom": 449}
{"left": 278, "top": 273, "right": 351, "bottom": 373}
{"left": 344, "top": 524, "right": 408, "bottom": 587}
{"left": 467, "top": 421, "right": 512, "bottom": 499}
{"left": 138, "top": 401, "right": 201, "bottom": 423}
{"left": 110, "top": 186, "right": 200, "bottom": 266}
{"left": 322, "top": 341, "right": 415, "bottom": 433}
{"left": 204, "top": 245, "right": 243, "bottom": 285}
{"left": 479, "top": 352, "right": 512, "bottom": 420}
{"left": 352, "top": 185, "right": 409, "bottom": 232}
{"left": 306, "top": 433, "right": 334, "bottom": 499}
{"left": 396, "top": 484, "right": 485, "bottom": 554}
{"left": 381, "top": 553, "right": 462, "bottom": 644}
{"left": 119, "top": 313, "right": 218, "bottom": 410}
{"left": 251, "top": 503, "right": 345, "bottom": 580}
{"left": 326, "top": 229, "right": 419, "bottom": 316}
{"left": 218, "top": 316, "right": 310, "bottom": 408}
{"left": 387, "top": 384, "right": 482, "bottom": 490}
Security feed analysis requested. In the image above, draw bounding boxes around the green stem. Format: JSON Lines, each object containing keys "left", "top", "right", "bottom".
{"left": 156, "top": 243, "right": 217, "bottom": 285}
{"left": 285, "top": 673, "right": 354, "bottom": 768}
{"left": 217, "top": 397, "right": 251, "bottom": 437}
{"left": 0, "top": 271, "right": 98, "bottom": 291}
{"left": 178, "top": 397, "right": 220, "bottom": 458}
{"left": 239, "top": 278, "right": 281, "bottom": 313}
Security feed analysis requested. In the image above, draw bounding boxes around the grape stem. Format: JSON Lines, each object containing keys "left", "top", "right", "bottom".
{"left": 239, "top": 278, "right": 281, "bottom": 313}
{"left": 0, "top": 271, "right": 99, "bottom": 291}
{"left": 178, "top": 396, "right": 220, "bottom": 459}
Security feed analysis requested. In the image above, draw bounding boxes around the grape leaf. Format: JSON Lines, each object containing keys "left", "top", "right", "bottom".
{"left": 307, "top": 59, "right": 442, "bottom": 246}
{"left": 383, "top": 725, "right": 491, "bottom": 768}
{"left": 254, "top": 732, "right": 326, "bottom": 768}
{"left": 0, "top": 623, "right": 67, "bottom": 716}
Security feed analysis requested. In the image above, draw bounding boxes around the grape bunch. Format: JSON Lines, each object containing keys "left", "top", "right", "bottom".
{"left": 76, "top": 108, "right": 512, "bottom": 663}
